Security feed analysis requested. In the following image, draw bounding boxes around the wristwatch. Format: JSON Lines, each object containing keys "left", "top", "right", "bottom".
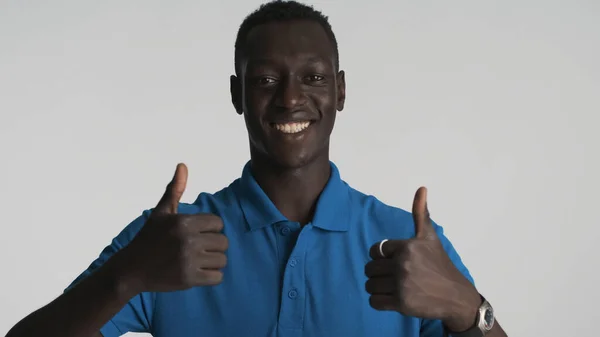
{"left": 446, "top": 295, "right": 495, "bottom": 337}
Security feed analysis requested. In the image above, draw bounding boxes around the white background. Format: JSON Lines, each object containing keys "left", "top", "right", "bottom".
{"left": 1, "top": 1, "right": 598, "bottom": 336}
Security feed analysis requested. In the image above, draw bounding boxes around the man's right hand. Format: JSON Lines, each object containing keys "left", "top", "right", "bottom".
{"left": 117, "top": 163, "right": 228, "bottom": 293}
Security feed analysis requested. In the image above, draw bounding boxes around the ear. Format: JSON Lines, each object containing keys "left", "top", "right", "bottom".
{"left": 230, "top": 75, "right": 243, "bottom": 115}
{"left": 336, "top": 70, "right": 346, "bottom": 112}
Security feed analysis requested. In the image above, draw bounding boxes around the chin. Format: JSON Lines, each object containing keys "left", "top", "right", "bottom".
{"left": 249, "top": 134, "right": 329, "bottom": 170}
{"left": 270, "top": 150, "right": 315, "bottom": 169}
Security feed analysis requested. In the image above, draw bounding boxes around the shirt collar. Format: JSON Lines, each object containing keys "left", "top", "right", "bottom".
{"left": 235, "top": 161, "right": 351, "bottom": 232}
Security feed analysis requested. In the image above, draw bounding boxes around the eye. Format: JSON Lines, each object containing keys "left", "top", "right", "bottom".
{"left": 307, "top": 74, "right": 325, "bottom": 82}
{"left": 257, "top": 77, "right": 277, "bottom": 86}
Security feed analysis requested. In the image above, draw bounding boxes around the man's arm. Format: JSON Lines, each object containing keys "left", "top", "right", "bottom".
{"left": 442, "top": 297, "right": 508, "bottom": 337}
{"left": 5, "top": 250, "right": 138, "bottom": 337}
{"left": 7, "top": 164, "right": 228, "bottom": 337}
{"left": 365, "top": 187, "right": 509, "bottom": 337}
{"left": 485, "top": 321, "right": 507, "bottom": 337}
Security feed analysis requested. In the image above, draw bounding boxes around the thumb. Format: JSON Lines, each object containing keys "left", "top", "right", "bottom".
{"left": 154, "top": 163, "right": 188, "bottom": 215}
{"left": 412, "top": 186, "right": 435, "bottom": 240}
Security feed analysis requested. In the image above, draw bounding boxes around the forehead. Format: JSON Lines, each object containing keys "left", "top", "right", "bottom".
{"left": 242, "top": 20, "right": 335, "bottom": 69}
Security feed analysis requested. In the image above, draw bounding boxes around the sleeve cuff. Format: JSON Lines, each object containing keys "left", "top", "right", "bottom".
{"left": 99, "top": 320, "right": 123, "bottom": 337}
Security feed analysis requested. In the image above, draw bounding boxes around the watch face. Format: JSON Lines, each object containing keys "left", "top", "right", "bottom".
{"left": 482, "top": 307, "right": 495, "bottom": 330}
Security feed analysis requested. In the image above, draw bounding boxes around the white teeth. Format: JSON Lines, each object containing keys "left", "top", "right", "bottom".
{"left": 273, "top": 121, "right": 311, "bottom": 134}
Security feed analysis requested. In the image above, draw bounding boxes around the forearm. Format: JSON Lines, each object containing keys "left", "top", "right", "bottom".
{"left": 6, "top": 252, "right": 138, "bottom": 337}
{"left": 483, "top": 320, "right": 507, "bottom": 337}
{"left": 442, "top": 287, "right": 508, "bottom": 337}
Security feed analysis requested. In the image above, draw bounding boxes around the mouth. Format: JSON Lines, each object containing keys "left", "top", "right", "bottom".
{"left": 270, "top": 121, "right": 313, "bottom": 134}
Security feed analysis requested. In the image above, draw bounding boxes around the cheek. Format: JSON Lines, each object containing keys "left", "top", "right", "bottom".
{"left": 243, "top": 94, "right": 269, "bottom": 128}
{"left": 244, "top": 87, "right": 272, "bottom": 111}
{"left": 313, "top": 87, "right": 337, "bottom": 111}
{"left": 243, "top": 112, "right": 263, "bottom": 137}
{"left": 315, "top": 96, "right": 338, "bottom": 125}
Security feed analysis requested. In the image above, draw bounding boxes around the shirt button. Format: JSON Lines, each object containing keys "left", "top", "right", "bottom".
{"left": 289, "top": 258, "right": 298, "bottom": 267}
{"left": 280, "top": 226, "right": 291, "bottom": 235}
{"left": 288, "top": 289, "right": 298, "bottom": 299}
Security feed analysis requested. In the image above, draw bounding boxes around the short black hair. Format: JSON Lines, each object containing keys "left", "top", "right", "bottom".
{"left": 234, "top": 0, "right": 339, "bottom": 75}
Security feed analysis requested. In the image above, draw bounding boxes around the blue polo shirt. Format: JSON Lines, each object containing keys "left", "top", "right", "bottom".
{"left": 67, "top": 161, "right": 474, "bottom": 337}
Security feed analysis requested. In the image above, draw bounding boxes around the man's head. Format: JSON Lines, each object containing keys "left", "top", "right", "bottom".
{"left": 231, "top": 0, "right": 346, "bottom": 169}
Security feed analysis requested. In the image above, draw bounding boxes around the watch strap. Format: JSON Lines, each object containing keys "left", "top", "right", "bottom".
{"left": 445, "top": 295, "right": 494, "bottom": 337}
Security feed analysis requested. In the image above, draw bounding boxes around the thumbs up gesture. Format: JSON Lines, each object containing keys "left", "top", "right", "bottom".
{"left": 364, "top": 187, "right": 481, "bottom": 332}
{"left": 116, "top": 164, "right": 228, "bottom": 294}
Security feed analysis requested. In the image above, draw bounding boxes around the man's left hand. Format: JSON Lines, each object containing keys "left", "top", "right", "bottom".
{"left": 364, "top": 187, "right": 482, "bottom": 332}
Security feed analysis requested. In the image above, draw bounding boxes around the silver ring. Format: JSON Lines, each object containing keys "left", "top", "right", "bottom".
{"left": 378, "top": 239, "right": 389, "bottom": 258}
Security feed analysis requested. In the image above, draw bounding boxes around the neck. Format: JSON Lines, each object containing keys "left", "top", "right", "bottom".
{"left": 250, "top": 152, "right": 331, "bottom": 225}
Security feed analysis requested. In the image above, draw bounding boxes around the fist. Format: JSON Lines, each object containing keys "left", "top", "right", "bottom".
{"left": 118, "top": 163, "right": 229, "bottom": 293}
{"left": 364, "top": 187, "right": 480, "bottom": 331}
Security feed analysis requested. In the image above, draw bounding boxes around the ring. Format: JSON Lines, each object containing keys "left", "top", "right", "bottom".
{"left": 378, "top": 239, "right": 388, "bottom": 258}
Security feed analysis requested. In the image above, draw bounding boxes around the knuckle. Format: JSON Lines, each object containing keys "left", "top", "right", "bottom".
{"left": 179, "top": 262, "right": 194, "bottom": 285}
{"left": 368, "top": 296, "right": 376, "bottom": 308}
{"left": 364, "top": 263, "right": 371, "bottom": 277}
{"left": 177, "top": 238, "right": 195, "bottom": 262}
{"left": 198, "top": 214, "right": 219, "bottom": 232}
{"left": 368, "top": 246, "right": 379, "bottom": 259}
{"left": 217, "top": 253, "right": 228, "bottom": 268}
{"left": 180, "top": 214, "right": 198, "bottom": 231}
{"left": 406, "top": 240, "right": 418, "bottom": 252}
{"left": 211, "top": 216, "right": 225, "bottom": 231}
{"left": 212, "top": 271, "right": 224, "bottom": 284}
{"left": 199, "top": 269, "right": 223, "bottom": 285}
{"left": 400, "top": 258, "right": 412, "bottom": 272}
{"left": 369, "top": 296, "right": 384, "bottom": 310}
{"left": 218, "top": 235, "right": 229, "bottom": 251}
{"left": 182, "top": 236, "right": 195, "bottom": 251}
{"left": 177, "top": 247, "right": 191, "bottom": 265}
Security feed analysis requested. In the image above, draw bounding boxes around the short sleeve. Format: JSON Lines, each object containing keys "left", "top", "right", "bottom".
{"left": 64, "top": 210, "right": 155, "bottom": 337}
{"left": 420, "top": 221, "right": 475, "bottom": 337}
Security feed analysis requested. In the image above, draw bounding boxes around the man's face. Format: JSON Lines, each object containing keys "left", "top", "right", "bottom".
{"left": 231, "top": 20, "right": 345, "bottom": 169}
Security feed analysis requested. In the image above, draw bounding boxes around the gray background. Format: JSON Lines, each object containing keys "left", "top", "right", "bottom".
{"left": 1, "top": 0, "right": 598, "bottom": 336}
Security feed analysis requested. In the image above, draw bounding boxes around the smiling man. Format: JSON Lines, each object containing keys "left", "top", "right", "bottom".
{"left": 7, "top": 1, "right": 508, "bottom": 337}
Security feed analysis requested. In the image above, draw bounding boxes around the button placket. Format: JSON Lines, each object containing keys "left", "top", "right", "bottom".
{"left": 280, "top": 226, "right": 291, "bottom": 236}
{"left": 277, "top": 224, "right": 311, "bottom": 330}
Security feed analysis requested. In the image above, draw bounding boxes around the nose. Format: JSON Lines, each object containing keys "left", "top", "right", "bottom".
{"left": 275, "top": 77, "right": 306, "bottom": 110}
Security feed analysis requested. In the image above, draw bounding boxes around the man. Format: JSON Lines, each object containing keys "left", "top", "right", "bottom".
{"left": 6, "top": 1, "right": 508, "bottom": 337}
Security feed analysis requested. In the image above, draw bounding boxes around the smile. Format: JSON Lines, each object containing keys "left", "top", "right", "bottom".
{"left": 271, "top": 121, "right": 312, "bottom": 134}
